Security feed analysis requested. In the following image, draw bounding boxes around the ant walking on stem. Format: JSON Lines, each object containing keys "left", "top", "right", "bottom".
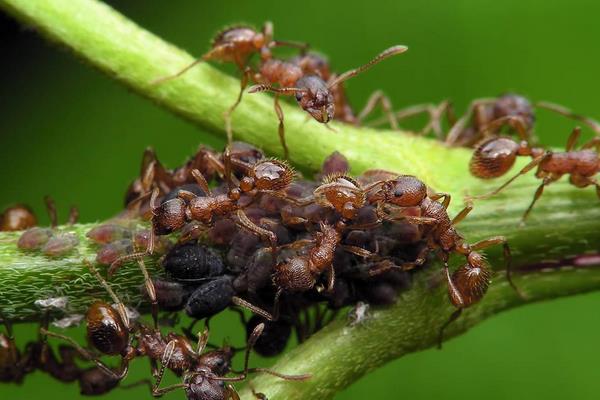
{"left": 152, "top": 23, "right": 308, "bottom": 150}
{"left": 468, "top": 126, "right": 600, "bottom": 222}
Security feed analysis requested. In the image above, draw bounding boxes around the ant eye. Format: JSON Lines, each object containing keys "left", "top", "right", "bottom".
{"left": 394, "top": 189, "right": 404, "bottom": 198}
{"left": 295, "top": 92, "right": 303, "bottom": 102}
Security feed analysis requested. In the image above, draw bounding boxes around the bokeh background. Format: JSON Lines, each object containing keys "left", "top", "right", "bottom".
{"left": 1, "top": 0, "right": 600, "bottom": 399}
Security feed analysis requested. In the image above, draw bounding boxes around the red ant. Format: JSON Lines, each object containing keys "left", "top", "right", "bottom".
{"left": 445, "top": 94, "right": 600, "bottom": 147}
{"left": 248, "top": 45, "right": 407, "bottom": 157}
{"left": 468, "top": 126, "right": 600, "bottom": 222}
{"left": 364, "top": 175, "right": 520, "bottom": 344}
{"left": 152, "top": 23, "right": 308, "bottom": 150}
{"left": 42, "top": 261, "right": 309, "bottom": 399}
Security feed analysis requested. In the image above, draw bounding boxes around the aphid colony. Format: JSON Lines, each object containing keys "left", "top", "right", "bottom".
{"left": 3, "top": 21, "right": 600, "bottom": 399}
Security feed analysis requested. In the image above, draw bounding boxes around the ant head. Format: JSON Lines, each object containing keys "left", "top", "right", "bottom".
{"left": 449, "top": 257, "right": 491, "bottom": 308}
{"left": 316, "top": 175, "right": 365, "bottom": 219}
{"left": 469, "top": 136, "right": 520, "bottom": 179}
{"left": 295, "top": 76, "right": 335, "bottom": 123}
{"left": 494, "top": 93, "right": 535, "bottom": 129}
{"left": 249, "top": 159, "right": 295, "bottom": 191}
{"left": 273, "top": 258, "right": 316, "bottom": 292}
{"left": 152, "top": 198, "right": 187, "bottom": 235}
{"left": 380, "top": 176, "right": 427, "bottom": 207}
{"left": 86, "top": 302, "right": 129, "bottom": 355}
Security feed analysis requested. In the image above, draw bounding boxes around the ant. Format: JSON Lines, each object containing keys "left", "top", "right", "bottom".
{"left": 152, "top": 23, "right": 308, "bottom": 149}
{"left": 445, "top": 93, "right": 600, "bottom": 147}
{"left": 468, "top": 126, "right": 600, "bottom": 222}
{"left": 365, "top": 175, "right": 520, "bottom": 344}
{"left": 248, "top": 45, "right": 407, "bottom": 157}
{"left": 0, "top": 204, "right": 37, "bottom": 231}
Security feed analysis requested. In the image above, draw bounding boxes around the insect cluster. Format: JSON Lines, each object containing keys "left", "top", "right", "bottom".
{"left": 2, "top": 20, "right": 600, "bottom": 400}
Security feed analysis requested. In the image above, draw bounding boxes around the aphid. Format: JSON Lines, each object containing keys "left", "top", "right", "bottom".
{"left": 249, "top": 45, "right": 408, "bottom": 157}
{"left": 468, "top": 126, "right": 600, "bottom": 222}
{"left": 17, "top": 196, "right": 79, "bottom": 254}
{"left": 163, "top": 242, "right": 225, "bottom": 282}
{"left": 367, "top": 175, "right": 518, "bottom": 343}
{"left": 153, "top": 23, "right": 308, "bottom": 148}
{"left": 86, "top": 224, "right": 132, "bottom": 244}
{"left": 445, "top": 94, "right": 600, "bottom": 147}
{"left": 245, "top": 316, "right": 292, "bottom": 357}
{"left": 0, "top": 204, "right": 37, "bottom": 231}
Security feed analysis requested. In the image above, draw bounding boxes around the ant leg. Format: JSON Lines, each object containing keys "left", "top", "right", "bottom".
{"left": 85, "top": 260, "right": 130, "bottom": 329}
{"left": 231, "top": 297, "right": 276, "bottom": 321}
{"left": 235, "top": 210, "right": 278, "bottom": 253}
{"left": 225, "top": 385, "right": 241, "bottom": 400}
{"left": 521, "top": 177, "right": 554, "bottom": 223}
{"left": 190, "top": 169, "right": 211, "bottom": 195}
{"left": 480, "top": 115, "right": 531, "bottom": 141}
{"left": 224, "top": 67, "right": 253, "bottom": 147}
{"left": 536, "top": 101, "right": 600, "bottom": 135}
{"left": 356, "top": 90, "right": 398, "bottom": 130}
{"left": 40, "top": 328, "right": 125, "bottom": 379}
{"left": 151, "top": 57, "right": 204, "bottom": 85}
{"left": 138, "top": 257, "right": 159, "bottom": 330}
{"left": 451, "top": 202, "right": 473, "bottom": 226}
{"left": 468, "top": 153, "right": 549, "bottom": 200}
{"left": 430, "top": 192, "right": 451, "bottom": 209}
{"left": 196, "top": 327, "right": 210, "bottom": 354}
{"left": 326, "top": 264, "right": 335, "bottom": 292}
{"left": 565, "top": 126, "right": 582, "bottom": 152}
{"left": 437, "top": 309, "right": 462, "bottom": 349}
{"left": 274, "top": 95, "right": 289, "bottom": 159}
{"left": 581, "top": 137, "right": 600, "bottom": 151}
{"left": 470, "top": 237, "right": 524, "bottom": 298}
{"left": 44, "top": 195, "right": 58, "bottom": 228}
{"left": 369, "top": 103, "right": 433, "bottom": 128}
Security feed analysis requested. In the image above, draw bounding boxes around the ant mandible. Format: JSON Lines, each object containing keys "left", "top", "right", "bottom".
{"left": 248, "top": 45, "right": 408, "bottom": 157}
{"left": 468, "top": 126, "right": 600, "bottom": 222}
{"left": 152, "top": 23, "right": 308, "bottom": 148}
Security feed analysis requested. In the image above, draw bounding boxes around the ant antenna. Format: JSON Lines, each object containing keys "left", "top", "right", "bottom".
{"left": 327, "top": 45, "right": 408, "bottom": 89}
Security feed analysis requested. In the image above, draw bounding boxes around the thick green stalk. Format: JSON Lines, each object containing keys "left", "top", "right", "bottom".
{"left": 1, "top": 0, "right": 600, "bottom": 399}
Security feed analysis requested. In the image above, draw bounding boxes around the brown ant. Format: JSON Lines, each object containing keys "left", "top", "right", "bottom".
{"left": 468, "top": 126, "right": 600, "bottom": 222}
{"left": 365, "top": 175, "right": 519, "bottom": 344}
{"left": 0, "top": 204, "right": 37, "bottom": 231}
{"left": 445, "top": 94, "right": 600, "bottom": 147}
{"left": 152, "top": 23, "right": 308, "bottom": 149}
{"left": 248, "top": 45, "right": 407, "bottom": 157}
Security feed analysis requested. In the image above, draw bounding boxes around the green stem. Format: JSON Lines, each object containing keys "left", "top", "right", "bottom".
{"left": 1, "top": 0, "right": 599, "bottom": 399}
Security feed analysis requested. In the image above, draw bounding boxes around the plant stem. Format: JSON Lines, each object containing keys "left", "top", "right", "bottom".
{"left": 1, "top": 0, "right": 600, "bottom": 399}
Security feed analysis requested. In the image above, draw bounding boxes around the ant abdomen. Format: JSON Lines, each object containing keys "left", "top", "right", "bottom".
{"left": 79, "top": 367, "right": 120, "bottom": 396}
{"left": 0, "top": 204, "right": 37, "bottom": 231}
{"left": 86, "top": 302, "right": 128, "bottom": 355}
{"left": 153, "top": 198, "right": 188, "bottom": 235}
{"left": 469, "top": 137, "right": 519, "bottom": 179}
{"left": 247, "top": 159, "right": 295, "bottom": 191}
{"left": 448, "top": 263, "right": 491, "bottom": 308}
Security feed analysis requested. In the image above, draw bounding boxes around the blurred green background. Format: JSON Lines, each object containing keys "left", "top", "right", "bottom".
{"left": 1, "top": 0, "right": 600, "bottom": 399}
